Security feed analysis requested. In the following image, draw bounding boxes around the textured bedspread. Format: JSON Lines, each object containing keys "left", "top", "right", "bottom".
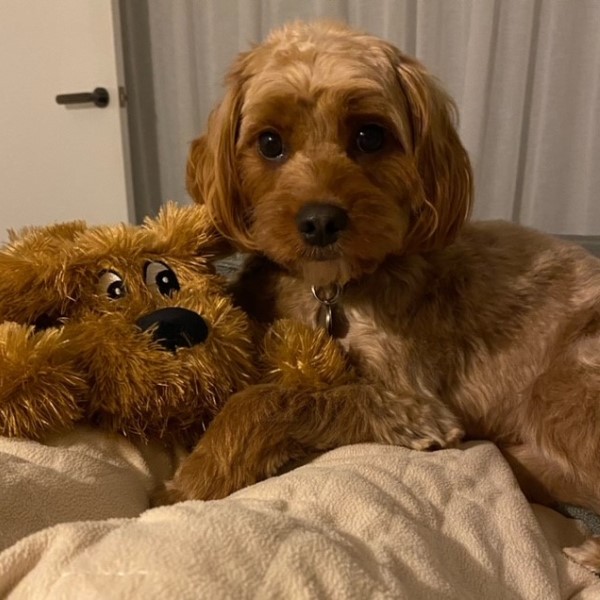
{"left": 0, "top": 431, "right": 598, "bottom": 599}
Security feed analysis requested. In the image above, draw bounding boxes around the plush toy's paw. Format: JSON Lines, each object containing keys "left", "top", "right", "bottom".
{"left": 162, "top": 445, "right": 248, "bottom": 502}
{"left": 263, "top": 319, "right": 355, "bottom": 387}
{"left": 163, "top": 384, "right": 304, "bottom": 501}
{"left": 0, "top": 322, "right": 87, "bottom": 438}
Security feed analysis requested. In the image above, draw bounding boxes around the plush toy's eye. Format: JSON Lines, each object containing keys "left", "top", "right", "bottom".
{"left": 97, "top": 270, "right": 126, "bottom": 300}
{"left": 144, "top": 261, "right": 180, "bottom": 297}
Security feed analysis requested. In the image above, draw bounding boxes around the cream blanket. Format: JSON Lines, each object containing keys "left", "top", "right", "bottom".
{"left": 0, "top": 432, "right": 598, "bottom": 599}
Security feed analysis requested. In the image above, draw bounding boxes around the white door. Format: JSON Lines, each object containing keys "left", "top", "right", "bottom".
{"left": 0, "top": 0, "right": 133, "bottom": 241}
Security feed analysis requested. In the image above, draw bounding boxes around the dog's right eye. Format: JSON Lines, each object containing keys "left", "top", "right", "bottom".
{"left": 258, "top": 130, "right": 284, "bottom": 160}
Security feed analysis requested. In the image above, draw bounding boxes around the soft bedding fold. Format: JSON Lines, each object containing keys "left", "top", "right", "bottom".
{"left": 0, "top": 438, "right": 597, "bottom": 599}
{"left": 0, "top": 428, "right": 176, "bottom": 552}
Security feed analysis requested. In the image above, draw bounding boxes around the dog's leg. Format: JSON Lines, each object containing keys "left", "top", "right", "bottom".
{"left": 261, "top": 318, "right": 462, "bottom": 450}
{"left": 564, "top": 537, "right": 600, "bottom": 574}
{"left": 162, "top": 380, "right": 463, "bottom": 501}
{"left": 500, "top": 443, "right": 584, "bottom": 507}
{"left": 502, "top": 442, "right": 600, "bottom": 574}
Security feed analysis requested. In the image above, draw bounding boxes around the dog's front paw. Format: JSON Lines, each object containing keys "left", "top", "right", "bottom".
{"left": 404, "top": 422, "right": 464, "bottom": 451}
{"left": 382, "top": 390, "right": 465, "bottom": 451}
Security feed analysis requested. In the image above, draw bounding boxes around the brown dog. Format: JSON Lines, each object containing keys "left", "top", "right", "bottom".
{"left": 183, "top": 21, "right": 600, "bottom": 570}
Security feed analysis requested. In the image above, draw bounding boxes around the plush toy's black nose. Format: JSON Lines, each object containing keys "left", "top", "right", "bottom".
{"left": 295, "top": 202, "right": 348, "bottom": 247}
{"left": 136, "top": 307, "right": 209, "bottom": 351}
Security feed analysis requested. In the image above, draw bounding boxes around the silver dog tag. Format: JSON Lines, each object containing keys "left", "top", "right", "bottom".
{"left": 312, "top": 284, "right": 347, "bottom": 338}
{"left": 316, "top": 302, "right": 334, "bottom": 335}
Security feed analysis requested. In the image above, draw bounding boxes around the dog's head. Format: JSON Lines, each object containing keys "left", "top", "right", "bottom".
{"left": 188, "top": 21, "right": 472, "bottom": 286}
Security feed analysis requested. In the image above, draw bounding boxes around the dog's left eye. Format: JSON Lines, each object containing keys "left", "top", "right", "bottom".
{"left": 258, "top": 130, "right": 285, "bottom": 160}
{"left": 356, "top": 124, "right": 386, "bottom": 154}
{"left": 144, "top": 261, "right": 180, "bottom": 297}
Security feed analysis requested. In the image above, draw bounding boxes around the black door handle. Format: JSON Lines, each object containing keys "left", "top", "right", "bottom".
{"left": 55, "top": 87, "right": 109, "bottom": 108}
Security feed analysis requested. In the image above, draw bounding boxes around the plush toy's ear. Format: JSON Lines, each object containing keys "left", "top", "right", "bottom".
{"left": 0, "top": 221, "right": 87, "bottom": 325}
{"left": 141, "top": 202, "right": 234, "bottom": 262}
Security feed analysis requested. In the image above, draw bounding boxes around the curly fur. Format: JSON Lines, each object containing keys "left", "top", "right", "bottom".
{"left": 186, "top": 21, "right": 600, "bottom": 570}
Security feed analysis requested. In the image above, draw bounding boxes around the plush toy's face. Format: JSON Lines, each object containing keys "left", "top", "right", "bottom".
{"left": 0, "top": 204, "right": 253, "bottom": 442}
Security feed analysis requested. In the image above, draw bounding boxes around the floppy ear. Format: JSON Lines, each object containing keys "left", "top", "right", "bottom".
{"left": 186, "top": 52, "right": 257, "bottom": 251}
{"left": 0, "top": 222, "right": 86, "bottom": 325}
{"left": 388, "top": 50, "right": 473, "bottom": 253}
{"left": 186, "top": 136, "right": 207, "bottom": 204}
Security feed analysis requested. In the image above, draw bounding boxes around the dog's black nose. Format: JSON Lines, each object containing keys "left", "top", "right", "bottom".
{"left": 136, "top": 307, "right": 209, "bottom": 351}
{"left": 295, "top": 202, "right": 348, "bottom": 247}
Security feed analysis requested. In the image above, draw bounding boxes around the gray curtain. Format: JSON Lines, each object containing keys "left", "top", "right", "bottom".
{"left": 121, "top": 0, "right": 600, "bottom": 240}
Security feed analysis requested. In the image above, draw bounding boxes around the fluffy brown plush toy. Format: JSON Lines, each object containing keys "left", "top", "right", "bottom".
{"left": 0, "top": 204, "right": 244, "bottom": 442}
{"left": 0, "top": 203, "right": 356, "bottom": 450}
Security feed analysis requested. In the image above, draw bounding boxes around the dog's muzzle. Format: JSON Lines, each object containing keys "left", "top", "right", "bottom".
{"left": 136, "top": 307, "right": 209, "bottom": 351}
{"left": 296, "top": 202, "right": 348, "bottom": 247}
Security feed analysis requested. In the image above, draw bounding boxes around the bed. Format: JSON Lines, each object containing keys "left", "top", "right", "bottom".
{"left": 1, "top": 428, "right": 598, "bottom": 599}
